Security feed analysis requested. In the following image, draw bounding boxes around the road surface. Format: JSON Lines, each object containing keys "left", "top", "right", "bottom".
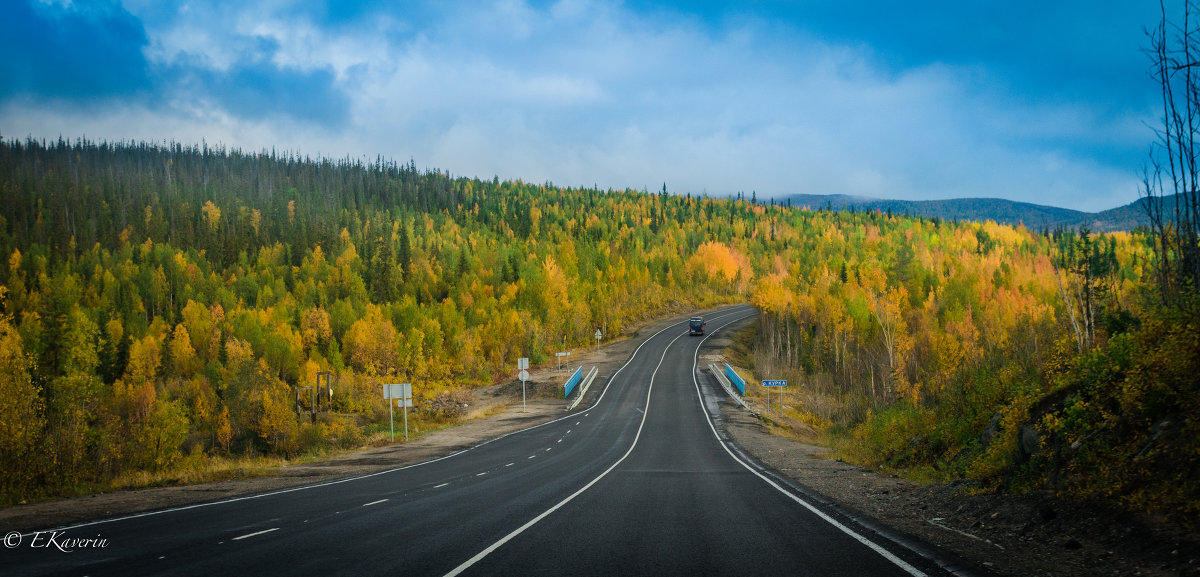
{"left": 4, "top": 305, "right": 961, "bottom": 576}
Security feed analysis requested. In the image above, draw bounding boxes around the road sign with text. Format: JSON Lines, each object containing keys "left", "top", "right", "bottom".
{"left": 762, "top": 380, "right": 787, "bottom": 387}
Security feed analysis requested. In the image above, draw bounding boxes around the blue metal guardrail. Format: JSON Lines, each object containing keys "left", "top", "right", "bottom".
{"left": 724, "top": 363, "right": 746, "bottom": 395}
{"left": 564, "top": 366, "right": 584, "bottom": 398}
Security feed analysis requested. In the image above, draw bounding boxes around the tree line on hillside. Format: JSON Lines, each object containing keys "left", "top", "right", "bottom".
{"left": 745, "top": 199, "right": 1200, "bottom": 528}
{"left": 0, "top": 136, "right": 764, "bottom": 502}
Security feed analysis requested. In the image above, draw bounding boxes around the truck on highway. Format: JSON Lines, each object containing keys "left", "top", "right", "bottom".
{"left": 688, "top": 316, "right": 706, "bottom": 335}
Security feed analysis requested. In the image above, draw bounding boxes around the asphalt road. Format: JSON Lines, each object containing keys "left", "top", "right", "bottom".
{"left": 4, "top": 304, "right": 961, "bottom": 577}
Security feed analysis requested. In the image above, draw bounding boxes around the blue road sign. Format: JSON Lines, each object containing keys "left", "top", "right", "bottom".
{"left": 762, "top": 380, "right": 787, "bottom": 387}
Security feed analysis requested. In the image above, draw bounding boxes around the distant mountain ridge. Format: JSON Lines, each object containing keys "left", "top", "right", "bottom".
{"left": 777, "top": 193, "right": 1178, "bottom": 232}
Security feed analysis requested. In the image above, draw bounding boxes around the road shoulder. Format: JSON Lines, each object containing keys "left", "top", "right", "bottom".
{"left": 702, "top": 329, "right": 1200, "bottom": 577}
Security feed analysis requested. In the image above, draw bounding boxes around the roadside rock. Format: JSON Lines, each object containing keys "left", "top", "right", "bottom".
{"left": 1018, "top": 423, "right": 1041, "bottom": 461}
{"left": 980, "top": 411, "right": 1002, "bottom": 448}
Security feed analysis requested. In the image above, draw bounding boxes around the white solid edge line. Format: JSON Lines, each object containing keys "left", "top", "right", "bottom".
{"left": 231, "top": 527, "right": 279, "bottom": 541}
{"left": 362, "top": 499, "right": 389, "bottom": 507}
{"left": 440, "top": 316, "right": 696, "bottom": 577}
{"left": 688, "top": 314, "right": 929, "bottom": 577}
{"left": 24, "top": 437, "right": 491, "bottom": 537}
{"left": 27, "top": 411, "right": 566, "bottom": 536}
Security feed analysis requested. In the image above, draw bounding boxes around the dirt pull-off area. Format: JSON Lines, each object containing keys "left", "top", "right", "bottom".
{"left": 701, "top": 319, "right": 1200, "bottom": 577}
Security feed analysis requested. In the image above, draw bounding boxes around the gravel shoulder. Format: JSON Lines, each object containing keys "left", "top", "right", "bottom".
{"left": 701, "top": 317, "right": 1200, "bottom": 577}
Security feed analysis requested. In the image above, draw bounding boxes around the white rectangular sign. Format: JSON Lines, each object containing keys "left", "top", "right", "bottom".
{"left": 518, "top": 357, "right": 530, "bottom": 370}
{"left": 556, "top": 352, "right": 570, "bottom": 357}
{"left": 383, "top": 383, "right": 412, "bottom": 399}
{"left": 383, "top": 383, "right": 413, "bottom": 442}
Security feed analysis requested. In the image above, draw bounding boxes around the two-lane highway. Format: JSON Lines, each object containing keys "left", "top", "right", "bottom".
{"left": 5, "top": 305, "right": 960, "bottom": 576}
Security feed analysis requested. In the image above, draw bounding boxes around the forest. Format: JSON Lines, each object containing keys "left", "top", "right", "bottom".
{"left": 0, "top": 136, "right": 752, "bottom": 501}
{"left": 0, "top": 136, "right": 1195, "bottom": 529}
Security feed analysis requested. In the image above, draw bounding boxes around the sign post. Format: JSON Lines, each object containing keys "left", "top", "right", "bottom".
{"left": 556, "top": 351, "right": 570, "bottom": 371}
{"left": 518, "top": 358, "right": 530, "bottom": 413}
{"left": 316, "top": 371, "right": 333, "bottom": 408}
{"left": 594, "top": 329, "right": 602, "bottom": 350}
{"left": 383, "top": 383, "right": 413, "bottom": 442}
{"left": 762, "top": 380, "right": 787, "bottom": 415}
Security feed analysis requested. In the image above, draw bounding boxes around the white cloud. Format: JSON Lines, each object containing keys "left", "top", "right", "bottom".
{"left": 5, "top": 0, "right": 1154, "bottom": 212}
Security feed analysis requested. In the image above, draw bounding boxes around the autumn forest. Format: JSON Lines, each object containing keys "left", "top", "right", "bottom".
{"left": 0, "top": 137, "right": 1195, "bottom": 528}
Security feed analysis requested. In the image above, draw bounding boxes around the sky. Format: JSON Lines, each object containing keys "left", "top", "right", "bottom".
{"left": 0, "top": 0, "right": 1172, "bottom": 212}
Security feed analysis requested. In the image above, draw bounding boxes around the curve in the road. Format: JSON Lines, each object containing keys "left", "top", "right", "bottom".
{"left": 442, "top": 309, "right": 748, "bottom": 577}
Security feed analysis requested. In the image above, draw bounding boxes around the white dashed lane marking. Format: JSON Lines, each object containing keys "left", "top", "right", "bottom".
{"left": 232, "top": 528, "right": 278, "bottom": 541}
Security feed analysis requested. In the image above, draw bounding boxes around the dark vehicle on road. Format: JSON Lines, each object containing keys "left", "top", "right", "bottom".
{"left": 688, "top": 316, "right": 706, "bottom": 335}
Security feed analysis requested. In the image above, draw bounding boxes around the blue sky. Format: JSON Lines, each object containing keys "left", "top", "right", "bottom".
{"left": 0, "top": 0, "right": 1168, "bottom": 211}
